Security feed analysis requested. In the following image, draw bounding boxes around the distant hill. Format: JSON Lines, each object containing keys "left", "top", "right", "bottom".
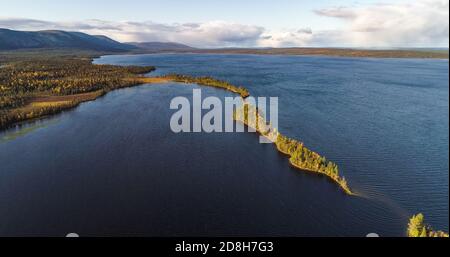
{"left": 0, "top": 28, "right": 135, "bottom": 51}
{"left": 129, "top": 42, "right": 195, "bottom": 51}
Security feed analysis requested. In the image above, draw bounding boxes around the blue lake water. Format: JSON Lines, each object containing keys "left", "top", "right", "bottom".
{"left": 0, "top": 54, "right": 447, "bottom": 236}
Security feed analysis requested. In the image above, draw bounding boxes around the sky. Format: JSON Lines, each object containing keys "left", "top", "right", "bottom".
{"left": 0, "top": 0, "right": 449, "bottom": 48}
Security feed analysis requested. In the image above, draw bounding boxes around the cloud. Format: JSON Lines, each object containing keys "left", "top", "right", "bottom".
{"left": 0, "top": 18, "right": 265, "bottom": 48}
{"left": 0, "top": 0, "right": 448, "bottom": 47}
{"left": 314, "top": 0, "right": 449, "bottom": 47}
{"left": 258, "top": 29, "right": 314, "bottom": 48}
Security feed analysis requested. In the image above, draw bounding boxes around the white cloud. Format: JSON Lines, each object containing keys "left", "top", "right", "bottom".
{"left": 314, "top": 0, "right": 449, "bottom": 47}
{"left": 0, "top": 0, "right": 448, "bottom": 47}
{"left": 258, "top": 29, "right": 314, "bottom": 48}
{"left": 0, "top": 18, "right": 265, "bottom": 48}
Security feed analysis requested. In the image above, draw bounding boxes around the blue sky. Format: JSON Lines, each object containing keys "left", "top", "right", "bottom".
{"left": 1, "top": 0, "right": 448, "bottom": 47}
{"left": 2, "top": 0, "right": 381, "bottom": 29}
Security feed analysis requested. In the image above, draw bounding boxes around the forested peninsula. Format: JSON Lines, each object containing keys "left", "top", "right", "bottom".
{"left": 0, "top": 51, "right": 353, "bottom": 195}
{"left": 153, "top": 72, "right": 353, "bottom": 194}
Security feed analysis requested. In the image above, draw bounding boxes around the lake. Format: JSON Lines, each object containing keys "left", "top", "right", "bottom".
{"left": 0, "top": 54, "right": 447, "bottom": 236}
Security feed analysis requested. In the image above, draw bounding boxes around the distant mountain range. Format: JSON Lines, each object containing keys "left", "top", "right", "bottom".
{"left": 0, "top": 28, "right": 195, "bottom": 52}
{"left": 1, "top": 28, "right": 447, "bottom": 59}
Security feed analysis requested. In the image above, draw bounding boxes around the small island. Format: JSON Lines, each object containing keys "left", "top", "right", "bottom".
{"left": 407, "top": 213, "right": 449, "bottom": 237}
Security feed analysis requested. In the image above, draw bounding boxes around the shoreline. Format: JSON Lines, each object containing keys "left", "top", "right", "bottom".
{"left": 0, "top": 76, "right": 172, "bottom": 132}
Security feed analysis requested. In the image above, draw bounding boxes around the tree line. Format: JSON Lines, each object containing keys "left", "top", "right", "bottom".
{"left": 161, "top": 74, "right": 250, "bottom": 98}
{"left": 0, "top": 53, "right": 155, "bottom": 129}
{"left": 234, "top": 103, "right": 352, "bottom": 195}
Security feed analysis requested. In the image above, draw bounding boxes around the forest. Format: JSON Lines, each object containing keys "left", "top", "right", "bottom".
{"left": 233, "top": 103, "right": 353, "bottom": 195}
{"left": 0, "top": 51, "right": 155, "bottom": 130}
